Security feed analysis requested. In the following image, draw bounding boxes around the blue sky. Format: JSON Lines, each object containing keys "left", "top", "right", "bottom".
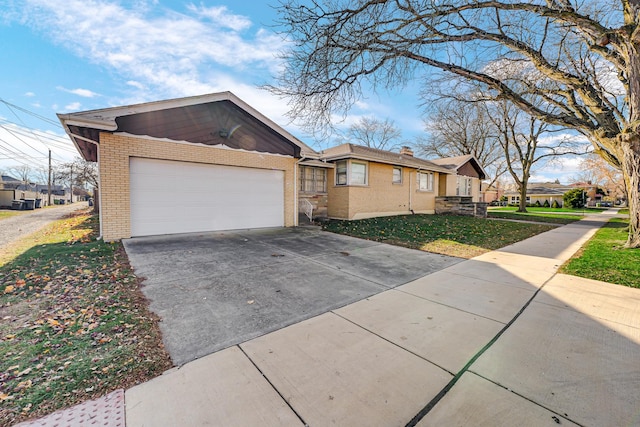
{"left": 0, "top": 0, "right": 584, "bottom": 183}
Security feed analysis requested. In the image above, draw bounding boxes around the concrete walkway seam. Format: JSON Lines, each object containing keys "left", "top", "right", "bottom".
{"left": 404, "top": 267, "right": 560, "bottom": 427}
{"left": 237, "top": 345, "right": 309, "bottom": 427}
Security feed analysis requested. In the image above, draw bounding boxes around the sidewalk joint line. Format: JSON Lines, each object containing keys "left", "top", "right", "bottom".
{"left": 468, "top": 371, "right": 588, "bottom": 427}
{"left": 405, "top": 273, "right": 556, "bottom": 427}
{"left": 237, "top": 345, "right": 309, "bottom": 427}
{"left": 331, "top": 311, "right": 456, "bottom": 376}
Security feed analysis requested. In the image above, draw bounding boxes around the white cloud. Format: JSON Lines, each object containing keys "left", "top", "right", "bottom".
{"left": 24, "top": 92, "right": 35, "bottom": 97}
{"left": 62, "top": 102, "right": 82, "bottom": 112}
{"left": 57, "top": 86, "right": 100, "bottom": 98}
{"left": 12, "top": 0, "right": 286, "bottom": 101}
{"left": 186, "top": 4, "right": 252, "bottom": 31}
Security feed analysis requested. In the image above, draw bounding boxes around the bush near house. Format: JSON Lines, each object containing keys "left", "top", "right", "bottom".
{"left": 563, "top": 188, "right": 587, "bottom": 208}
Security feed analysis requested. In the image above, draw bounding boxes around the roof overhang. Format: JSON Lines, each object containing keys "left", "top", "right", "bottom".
{"left": 320, "top": 152, "right": 453, "bottom": 174}
{"left": 57, "top": 91, "right": 318, "bottom": 162}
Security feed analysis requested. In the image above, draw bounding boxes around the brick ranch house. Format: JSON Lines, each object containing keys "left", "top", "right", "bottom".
{"left": 59, "top": 92, "right": 486, "bottom": 241}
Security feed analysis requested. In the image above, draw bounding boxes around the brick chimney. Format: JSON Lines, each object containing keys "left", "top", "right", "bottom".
{"left": 400, "top": 146, "right": 414, "bottom": 157}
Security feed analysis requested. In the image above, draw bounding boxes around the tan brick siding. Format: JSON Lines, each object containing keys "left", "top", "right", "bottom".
{"left": 327, "top": 162, "right": 438, "bottom": 219}
{"left": 99, "top": 133, "right": 296, "bottom": 241}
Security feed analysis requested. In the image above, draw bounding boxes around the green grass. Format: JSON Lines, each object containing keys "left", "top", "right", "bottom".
{"left": 0, "top": 211, "right": 26, "bottom": 221}
{"left": 561, "top": 218, "right": 640, "bottom": 288}
{"left": 323, "top": 214, "right": 556, "bottom": 258}
{"left": 487, "top": 211, "right": 583, "bottom": 224}
{"left": 489, "top": 206, "right": 606, "bottom": 214}
{"left": 0, "top": 211, "right": 171, "bottom": 426}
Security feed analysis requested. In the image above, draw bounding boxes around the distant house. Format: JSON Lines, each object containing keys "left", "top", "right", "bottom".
{"left": 503, "top": 181, "right": 610, "bottom": 208}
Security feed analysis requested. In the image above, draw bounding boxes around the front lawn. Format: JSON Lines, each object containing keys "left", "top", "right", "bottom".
{"left": 323, "top": 214, "right": 555, "bottom": 258}
{"left": 561, "top": 218, "right": 640, "bottom": 288}
{"left": 0, "top": 211, "right": 172, "bottom": 426}
{"left": 487, "top": 211, "right": 583, "bottom": 224}
{"left": 488, "top": 206, "right": 606, "bottom": 214}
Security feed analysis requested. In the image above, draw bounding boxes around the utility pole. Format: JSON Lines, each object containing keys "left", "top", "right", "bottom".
{"left": 47, "top": 149, "right": 52, "bottom": 206}
{"left": 70, "top": 164, "right": 73, "bottom": 204}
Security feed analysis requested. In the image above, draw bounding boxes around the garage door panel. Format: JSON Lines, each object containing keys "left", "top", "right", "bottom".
{"left": 130, "top": 158, "right": 284, "bottom": 237}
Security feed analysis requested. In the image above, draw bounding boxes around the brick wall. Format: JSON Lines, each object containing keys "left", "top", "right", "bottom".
{"left": 327, "top": 162, "right": 437, "bottom": 219}
{"left": 99, "top": 133, "right": 296, "bottom": 241}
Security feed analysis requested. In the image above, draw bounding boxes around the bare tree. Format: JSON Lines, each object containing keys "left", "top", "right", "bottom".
{"left": 6, "top": 165, "right": 34, "bottom": 184}
{"left": 417, "top": 97, "right": 507, "bottom": 187}
{"left": 488, "top": 101, "right": 586, "bottom": 212}
{"left": 576, "top": 154, "right": 627, "bottom": 202}
{"left": 271, "top": 0, "right": 640, "bottom": 247}
{"left": 57, "top": 157, "right": 98, "bottom": 197}
{"left": 347, "top": 116, "right": 403, "bottom": 150}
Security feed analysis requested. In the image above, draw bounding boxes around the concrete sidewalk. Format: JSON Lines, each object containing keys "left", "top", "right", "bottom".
{"left": 23, "top": 210, "right": 640, "bottom": 427}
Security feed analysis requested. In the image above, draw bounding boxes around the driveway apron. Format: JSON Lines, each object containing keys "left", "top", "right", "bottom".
{"left": 122, "top": 227, "right": 462, "bottom": 365}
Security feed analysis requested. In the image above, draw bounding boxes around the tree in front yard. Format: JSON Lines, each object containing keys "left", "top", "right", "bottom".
{"left": 270, "top": 1, "right": 640, "bottom": 247}
{"left": 564, "top": 188, "right": 587, "bottom": 209}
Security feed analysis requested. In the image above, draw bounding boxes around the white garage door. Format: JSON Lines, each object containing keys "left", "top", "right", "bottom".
{"left": 130, "top": 158, "right": 284, "bottom": 237}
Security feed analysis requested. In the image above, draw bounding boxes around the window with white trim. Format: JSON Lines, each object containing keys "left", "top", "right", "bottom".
{"left": 335, "top": 160, "right": 368, "bottom": 186}
{"left": 392, "top": 167, "right": 402, "bottom": 184}
{"left": 299, "top": 166, "right": 327, "bottom": 193}
{"left": 456, "top": 176, "right": 473, "bottom": 196}
{"left": 417, "top": 172, "right": 434, "bottom": 191}
{"left": 336, "top": 161, "right": 348, "bottom": 185}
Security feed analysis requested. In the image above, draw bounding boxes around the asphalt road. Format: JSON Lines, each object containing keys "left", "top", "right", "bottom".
{"left": 0, "top": 202, "right": 88, "bottom": 249}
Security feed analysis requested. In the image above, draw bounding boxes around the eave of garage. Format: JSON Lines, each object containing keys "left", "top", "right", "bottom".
{"left": 57, "top": 91, "right": 319, "bottom": 162}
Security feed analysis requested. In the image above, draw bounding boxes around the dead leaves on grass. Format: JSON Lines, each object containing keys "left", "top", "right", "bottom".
{"left": 0, "top": 215, "right": 171, "bottom": 426}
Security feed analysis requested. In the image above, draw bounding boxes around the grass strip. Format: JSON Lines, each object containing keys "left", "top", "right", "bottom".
{"left": 561, "top": 217, "right": 640, "bottom": 288}
{"left": 487, "top": 211, "right": 582, "bottom": 224}
{"left": 323, "top": 214, "right": 555, "bottom": 259}
{"left": 0, "top": 210, "right": 172, "bottom": 426}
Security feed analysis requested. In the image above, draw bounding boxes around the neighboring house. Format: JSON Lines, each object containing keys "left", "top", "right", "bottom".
{"left": 429, "top": 154, "right": 486, "bottom": 201}
{"left": 504, "top": 181, "right": 608, "bottom": 208}
{"left": 59, "top": 92, "right": 488, "bottom": 240}
{"left": 505, "top": 186, "right": 567, "bottom": 207}
{"left": 58, "top": 92, "right": 317, "bottom": 241}
{"left": 480, "top": 182, "right": 501, "bottom": 203}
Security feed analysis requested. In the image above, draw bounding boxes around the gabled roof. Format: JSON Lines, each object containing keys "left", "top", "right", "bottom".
{"left": 319, "top": 144, "right": 453, "bottom": 174}
{"left": 504, "top": 186, "right": 570, "bottom": 196}
{"left": 58, "top": 91, "right": 318, "bottom": 162}
{"left": 430, "top": 154, "right": 487, "bottom": 180}
{"left": 1, "top": 175, "right": 20, "bottom": 182}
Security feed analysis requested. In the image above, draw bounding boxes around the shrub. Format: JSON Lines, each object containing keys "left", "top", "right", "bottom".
{"left": 543, "top": 199, "right": 550, "bottom": 208}
{"left": 551, "top": 200, "right": 560, "bottom": 208}
{"left": 563, "top": 188, "right": 587, "bottom": 208}
{"left": 534, "top": 200, "right": 542, "bottom": 207}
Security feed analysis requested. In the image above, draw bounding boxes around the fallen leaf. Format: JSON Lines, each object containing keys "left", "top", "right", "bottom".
{"left": 0, "top": 392, "right": 12, "bottom": 401}
{"left": 247, "top": 300, "right": 255, "bottom": 305}
{"left": 4, "top": 285, "right": 14, "bottom": 293}
{"left": 16, "top": 380, "right": 32, "bottom": 390}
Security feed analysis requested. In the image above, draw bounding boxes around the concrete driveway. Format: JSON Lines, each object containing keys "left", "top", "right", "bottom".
{"left": 123, "top": 227, "right": 462, "bottom": 365}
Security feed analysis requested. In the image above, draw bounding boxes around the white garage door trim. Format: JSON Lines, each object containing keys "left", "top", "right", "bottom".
{"left": 130, "top": 158, "right": 284, "bottom": 237}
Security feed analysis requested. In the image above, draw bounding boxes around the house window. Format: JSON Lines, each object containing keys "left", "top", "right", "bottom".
{"left": 418, "top": 172, "right": 434, "bottom": 191}
{"left": 299, "top": 166, "right": 327, "bottom": 193}
{"left": 393, "top": 167, "right": 402, "bottom": 184}
{"left": 336, "top": 161, "right": 348, "bottom": 185}
{"left": 456, "top": 176, "right": 473, "bottom": 196}
{"left": 351, "top": 162, "right": 367, "bottom": 185}
{"left": 335, "top": 160, "right": 368, "bottom": 186}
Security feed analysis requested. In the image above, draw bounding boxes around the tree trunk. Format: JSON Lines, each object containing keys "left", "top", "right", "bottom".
{"left": 622, "top": 136, "right": 640, "bottom": 248}
{"left": 517, "top": 181, "right": 528, "bottom": 213}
